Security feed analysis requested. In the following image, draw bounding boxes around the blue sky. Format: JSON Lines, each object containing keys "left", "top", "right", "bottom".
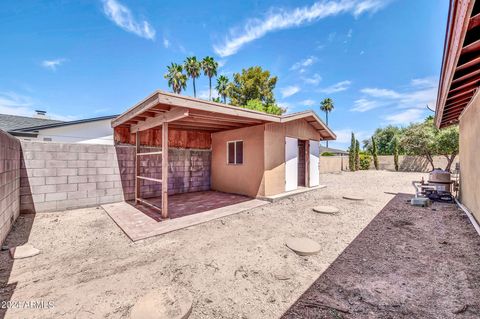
{"left": 0, "top": 0, "right": 448, "bottom": 149}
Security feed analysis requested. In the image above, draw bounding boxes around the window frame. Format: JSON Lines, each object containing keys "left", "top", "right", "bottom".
{"left": 226, "top": 140, "right": 244, "bottom": 165}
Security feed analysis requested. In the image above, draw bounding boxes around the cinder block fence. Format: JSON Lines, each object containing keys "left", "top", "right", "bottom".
{"left": 19, "top": 141, "right": 211, "bottom": 213}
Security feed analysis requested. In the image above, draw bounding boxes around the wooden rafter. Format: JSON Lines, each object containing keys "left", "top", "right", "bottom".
{"left": 131, "top": 107, "right": 189, "bottom": 133}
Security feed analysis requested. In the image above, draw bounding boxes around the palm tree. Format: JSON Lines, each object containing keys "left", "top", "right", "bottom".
{"left": 184, "top": 56, "right": 201, "bottom": 98}
{"left": 164, "top": 63, "right": 187, "bottom": 94}
{"left": 201, "top": 56, "right": 218, "bottom": 100}
{"left": 320, "top": 98, "right": 335, "bottom": 147}
{"left": 215, "top": 75, "right": 229, "bottom": 103}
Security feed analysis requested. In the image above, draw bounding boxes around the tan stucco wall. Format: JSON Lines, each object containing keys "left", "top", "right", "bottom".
{"left": 211, "top": 124, "right": 265, "bottom": 197}
{"left": 459, "top": 92, "right": 480, "bottom": 222}
{"left": 263, "top": 120, "right": 321, "bottom": 196}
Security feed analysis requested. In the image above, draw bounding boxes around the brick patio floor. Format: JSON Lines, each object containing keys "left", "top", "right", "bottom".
{"left": 102, "top": 191, "right": 268, "bottom": 241}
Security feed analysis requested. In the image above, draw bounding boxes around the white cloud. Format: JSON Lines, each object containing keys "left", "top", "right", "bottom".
{"left": 163, "top": 37, "right": 170, "bottom": 48}
{"left": 303, "top": 73, "right": 322, "bottom": 85}
{"left": 319, "top": 80, "right": 351, "bottom": 94}
{"left": 281, "top": 85, "right": 300, "bottom": 98}
{"left": 0, "top": 92, "right": 77, "bottom": 121}
{"left": 102, "top": 0, "right": 155, "bottom": 40}
{"left": 41, "top": 58, "right": 66, "bottom": 71}
{"left": 347, "top": 28, "right": 353, "bottom": 38}
{"left": 351, "top": 98, "right": 382, "bottom": 112}
{"left": 290, "top": 56, "right": 317, "bottom": 72}
{"left": 385, "top": 109, "right": 424, "bottom": 125}
{"left": 198, "top": 88, "right": 219, "bottom": 100}
{"left": 361, "top": 88, "right": 401, "bottom": 99}
{"left": 213, "top": 0, "right": 390, "bottom": 57}
{"left": 301, "top": 99, "right": 316, "bottom": 106}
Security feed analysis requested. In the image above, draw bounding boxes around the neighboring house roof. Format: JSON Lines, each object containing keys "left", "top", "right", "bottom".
{"left": 12, "top": 115, "right": 119, "bottom": 132}
{"left": 435, "top": 0, "right": 480, "bottom": 128}
{"left": 112, "top": 90, "right": 336, "bottom": 140}
{"left": 320, "top": 146, "right": 348, "bottom": 155}
{"left": 0, "top": 114, "right": 63, "bottom": 132}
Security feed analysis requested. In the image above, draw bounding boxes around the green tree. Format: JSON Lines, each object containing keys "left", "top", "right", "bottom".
{"left": 164, "top": 63, "right": 187, "bottom": 94}
{"left": 393, "top": 136, "right": 399, "bottom": 171}
{"left": 355, "top": 139, "right": 360, "bottom": 171}
{"left": 184, "top": 56, "right": 201, "bottom": 98}
{"left": 349, "top": 133, "right": 356, "bottom": 171}
{"left": 363, "top": 125, "right": 405, "bottom": 155}
{"left": 228, "top": 66, "right": 279, "bottom": 110}
{"left": 359, "top": 152, "right": 371, "bottom": 170}
{"left": 435, "top": 124, "right": 459, "bottom": 171}
{"left": 320, "top": 98, "right": 334, "bottom": 147}
{"left": 215, "top": 75, "right": 229, "bottom": 103}
{"left": 371, "top": 137, "right": 379, "bottom": 170}
{"left": 201, "top": 56, "right": 218, "bottom": 101}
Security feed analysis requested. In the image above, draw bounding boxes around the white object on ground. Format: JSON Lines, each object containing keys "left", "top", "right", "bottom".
{"left": 312, "top": 206, "right": 339, "bottom": 214}
{"left": 130, "top": 287, "right": 193, "bottom": 319}
{"left": 342, "top": 195, "right": 365, "bottom": 201}
{"left": 9, "top": 244, "right": 40, "bottom": 259}
{"left": 286, "top": 237, "right": 321, "bottom": 256}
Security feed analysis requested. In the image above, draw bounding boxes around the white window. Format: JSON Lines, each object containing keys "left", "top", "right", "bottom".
{"left": 227, "top": 141, "right": 243, "bottom": 165}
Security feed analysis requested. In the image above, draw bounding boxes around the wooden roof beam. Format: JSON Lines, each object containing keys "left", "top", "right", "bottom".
{"left": 468, "top": 12, "right": 480, "bottom": 31}
{"left": 461, "top": 39, "right": 480, "bottom": 55}
{"left": 449, "top": 76, "right": 480, "bottom": 93}
{"left": 446, "top": 87, "right": 476, "bottom": 101}
{"left": 131, "top": 107, "right": 189, "bottom": 133}
{"left": 189, "top": 113, "right": 263, "bottom": 124}
{"left": 456, "top": 55, "right": 480, "bottom": 71}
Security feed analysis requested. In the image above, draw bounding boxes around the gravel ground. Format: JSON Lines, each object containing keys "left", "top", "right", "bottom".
{"left": 0, "top": 171, "right": 426, "bottom": 319}
{"left": 282, "top": 194, "right": 480, "bottom": 319}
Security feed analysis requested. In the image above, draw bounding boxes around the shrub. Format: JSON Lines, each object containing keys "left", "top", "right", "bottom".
{"left": 359, "top": 153, "right": 371, "bottom": 170}
{"left": 321, "top": 152, "right": 335, "bottom": 156}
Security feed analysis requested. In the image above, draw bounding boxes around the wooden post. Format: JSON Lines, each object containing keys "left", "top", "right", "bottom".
{"left": 305, "top": 141, "right": 310, "bottom": 187}
{"left": 135, "top": 131, "right": 140, "bottom": 204}
{"left": 161, "top": 123, "right": 169, "bottom": 219}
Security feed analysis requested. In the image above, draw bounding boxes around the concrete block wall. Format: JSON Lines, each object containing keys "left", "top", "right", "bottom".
{"left": 20, "top": 141, "right": 211, "bottom": 213}
{"left": 0, "top": 130, "right": 21, "bottom": 244}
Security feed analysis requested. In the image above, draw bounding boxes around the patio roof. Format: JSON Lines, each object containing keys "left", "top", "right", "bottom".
{"left": 435, "top": 0, "right": 480, "bottom": 128}
{"left": 111, "top": 90, "right": 336, "bottom": 140}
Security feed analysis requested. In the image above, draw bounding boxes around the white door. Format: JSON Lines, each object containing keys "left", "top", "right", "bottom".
{"left": 309, "top": 140, "right": 320, "bottom": 187}
{"left": 285, "top": 137, "right": 298, "bottom": 191}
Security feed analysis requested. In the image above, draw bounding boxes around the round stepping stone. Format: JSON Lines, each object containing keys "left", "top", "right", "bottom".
{"left": 312, "top": 206, "right": 339, "bottom": 214}
{"left": 342, "top": 195, "right": 365, "bottom": 201}
{"left": 130, "top": 287, "right": 193, "bottom": 319}
{"left": 286, "top": 237, "right": 321, "bottom": 256}
{"left": 9, "top": 244, "right": 40, "bottom": 259}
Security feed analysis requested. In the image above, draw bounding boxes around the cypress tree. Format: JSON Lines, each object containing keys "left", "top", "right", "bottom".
{"left": 393, "top": 136, "right": 399, "bottom": 171}
{"left": 372, "top": 137, "right": 379, "bottom": 170}
{"left": 349, "top": 133, "right": 356, "bottom": 171}
{"left": 355, "top": 139, "right": 360, "bottom": 171}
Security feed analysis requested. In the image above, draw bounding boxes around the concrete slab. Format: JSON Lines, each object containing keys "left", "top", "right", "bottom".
{"left": 130, "top": 287, "right": 192, "bottom": 319}
{"left": 286, "top": 237, "right": 321, "bottom": 256}
{"left": 9, "top": 244, "right": 40, "bottom": 259}
{"left": 312, "top": 205, "right": 339, "bottom": 215}
{"left": 103, "top": 198, "right": 268, "bottom": 241}
{"left": 342, "top": 195, "right": 365, "bottom": 201}
{"left": 259, "top": 185, "right": 326, "bottom": 203}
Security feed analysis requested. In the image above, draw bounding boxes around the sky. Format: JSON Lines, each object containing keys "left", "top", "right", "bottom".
{"left": 0, "top": 0, "right": 449, "bottom": 149}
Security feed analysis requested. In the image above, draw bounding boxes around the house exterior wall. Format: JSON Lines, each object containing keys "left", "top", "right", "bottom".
{"left": 211, "top": 124, "right": 265, "bottom": 197}
{"left": 32, "top": 119, "right": 113, "bottom": 144}
{"left": 459, "top": 92, "right": 480, "bottom": 221}
{"left": 263, "top": 120, "right": 321, "bottom": 196}
{"left": 0, "top": 130, "right": 21, "bottom": 244}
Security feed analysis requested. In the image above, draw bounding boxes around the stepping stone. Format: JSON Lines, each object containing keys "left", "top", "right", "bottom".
{"left": 342, "top": 195, "right": 365, "bottom": 201}
{"left": 130, "top": 287, "right": 193, "bottom": 319}
{"left": 286, "top": 238, "right": 321, "bottom": 256}
{"left": 312, "top": 206, "right": 339, "bottom": 215}
{"left": 9, "top": 244, "right": 40, "bottom": 259}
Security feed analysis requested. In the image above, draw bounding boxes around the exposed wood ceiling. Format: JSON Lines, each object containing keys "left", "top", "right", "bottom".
{"left": 436, "top": 0, "right": 480, "bottom": 128}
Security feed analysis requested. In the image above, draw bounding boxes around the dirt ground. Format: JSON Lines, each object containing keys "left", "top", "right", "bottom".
{"left": 1, "top": 171, "right": 428, "bottom": 319}
{"left": 282, "top": 194, "right": 480, "bottom": 319}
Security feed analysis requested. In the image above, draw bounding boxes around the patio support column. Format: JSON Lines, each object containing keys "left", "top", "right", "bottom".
{"left": 135, "top": 131, "right": 140, "bottom": 204}
{"left": 162, "top": 122, "right": 169, "bottom": 219}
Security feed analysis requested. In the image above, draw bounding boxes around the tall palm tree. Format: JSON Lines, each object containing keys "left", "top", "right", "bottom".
{"left": 184, "top": 56, "right": 201, "bottom": 98}
{"left": 215, "top": 75, "right": 229, "bottom": 103}
{"left": 320, "top": 98, "right": 335, "bottom": 147}
{"left": 164, "top": 63, "right": 187, "bottom": 94}
{"left": 201, "top": 56, "right": 218, "bottom": 101}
